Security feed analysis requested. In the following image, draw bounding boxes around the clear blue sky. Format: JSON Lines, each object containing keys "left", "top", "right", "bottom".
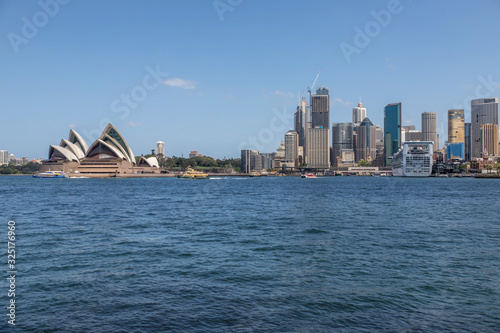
{"left": 1, "top": 0, "right": 500, "bottom": 159}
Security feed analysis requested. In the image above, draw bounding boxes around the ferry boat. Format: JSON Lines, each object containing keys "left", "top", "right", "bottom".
{"left": 33, "top": 171, "right": 67, "bottom": 178}
{"left": 392, "top": 141, "right": 433, "bottom": 177}
{"left": 177, "top": 167, "right": 209, "bottom": 179}
{"left": 249, "top": 171, "right": 261, "bottom": 177}
{"left": 301, "top": 173, "right": 316, "bottom": 178}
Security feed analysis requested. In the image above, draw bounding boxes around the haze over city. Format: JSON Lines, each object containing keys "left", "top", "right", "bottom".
{"left": 1, "top": 0, "right": 500, "bottom": 159}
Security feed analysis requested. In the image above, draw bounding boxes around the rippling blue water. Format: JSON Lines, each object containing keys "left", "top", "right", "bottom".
{"left": 1, "top": 175, "right": 499, "bottom": 332}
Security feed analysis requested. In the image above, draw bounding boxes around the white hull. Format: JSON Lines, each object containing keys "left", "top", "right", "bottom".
{"left": 391, "top": 141, "right": 433, "bottom": 177}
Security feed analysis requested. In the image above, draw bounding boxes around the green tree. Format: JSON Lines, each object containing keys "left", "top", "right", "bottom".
{"left": 485, "top": 164, "right": 493, "bottom": 174}
{"left": 494, "top": 163, "right": 500, "bottom": 174}
{"left": 357, "top": 159, "right": 371, "bottom": 167}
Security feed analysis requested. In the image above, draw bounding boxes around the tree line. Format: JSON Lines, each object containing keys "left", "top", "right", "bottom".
{"left": 0, "top": 162, "right": 41, "bottom": 174}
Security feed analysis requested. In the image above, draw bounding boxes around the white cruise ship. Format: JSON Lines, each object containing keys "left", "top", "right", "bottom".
{"left": 391, "top": 142, "right": 433, "bottom": 177}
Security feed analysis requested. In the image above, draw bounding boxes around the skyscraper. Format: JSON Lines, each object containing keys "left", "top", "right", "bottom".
{"left": 331, "top": 123, "right": 353, "bottom": 165}
{"left": 306, "top": 127, "right": 330, "bottom": 168}
{"left": 446, "top": 109, "right": 465, "bottom": 161}
{"left": 374, "top": 125, "right": 384, "bottom": 155}
{"left": 352, "top": 102, "right": 366, "bottom": 127}
{"left": 156, "top": 141, "right": 165, "bottom": 156}
{"left": 307, "top": 87, "right": 330, "bottom": 168}
{"left": 241, "top": 149, "right": 259, "bottom": 173}
{"left": 294, "top": 97, "right": 309, "bottom": 147}
{"left": 448, "top": 109, "right": 465, "bottom": 144}
{"left": 465, "top": 123, "right": 471, "bottom": 161}
{"left": 355, "top": 117, "right": 376, "bottom": 162}
{"left": 384, "top": 103, "right": 401, "bottom": 166}
{"left": 481, "top": 124, "right": 499, "bottom": 157}
{"left": 0, "top": 150, "right": 8, "bottom": 165}
{"left": 422, "top": 112, "right": 438, "bottom": 150}
{"left": 471, "top": 98, "right": 499, "bottom": 159}
{"left": 284, "top": 131, "right": 299, "bottom": 167}
{"left": 311, "top": 87, "right": 329, "bottom": 129}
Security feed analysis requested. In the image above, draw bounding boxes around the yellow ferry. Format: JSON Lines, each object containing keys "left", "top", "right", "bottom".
{"left": 177, "top": 167, "right": 209, "bottom": 179}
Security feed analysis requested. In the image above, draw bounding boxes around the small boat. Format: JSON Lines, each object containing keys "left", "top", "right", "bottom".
{"left": 301, "top": 173, "right": 316, "bottom": 178}
{"left": 177, "top": 167, "right": 209, "bottom": 179}
{"left": 249, "top": 171, "right": 261, "bottom": 177}
{"left": 33, "top": 171, "right": 67, "bottom": 178}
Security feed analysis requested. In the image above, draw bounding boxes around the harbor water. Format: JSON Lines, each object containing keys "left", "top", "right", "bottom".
{"left": 1, "top": 176, "right": 499, "bottom": 332}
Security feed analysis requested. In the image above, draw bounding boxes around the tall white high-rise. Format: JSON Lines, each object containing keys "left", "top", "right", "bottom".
{"left": 352, "top": 102, "right": 366, "bottom": 127}
{"left": 0, "top": 150, "right": 9, "bottom": 165}
{"left": 284, "top": 131, "right": 299, "bottom": 167}
{"left": 156, "top": 141, "right": 165, "bottom": 156}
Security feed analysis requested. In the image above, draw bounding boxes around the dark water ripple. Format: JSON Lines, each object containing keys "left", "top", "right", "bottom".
{"left": 0, "top": 176, "right": 499, "bottom": 332}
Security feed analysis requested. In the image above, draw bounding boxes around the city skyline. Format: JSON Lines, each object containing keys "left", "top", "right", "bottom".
{"left": 2, "top": 1, "right": 500, "bottom": 159}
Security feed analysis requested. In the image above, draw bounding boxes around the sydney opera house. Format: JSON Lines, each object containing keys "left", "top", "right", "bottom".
{"left": 40, "top": 123, "right": 159, "bottom": 175}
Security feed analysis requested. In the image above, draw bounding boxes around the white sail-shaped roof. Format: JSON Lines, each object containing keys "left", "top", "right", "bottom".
{"left": 60, "top": 139, "right": 85, "bottom": 160}
{"left": 101, "top": 124, "right": 135, "bottom": 165}
{"left": 146, "top": 157, "right": 159, "bottom": 168}
{"left": 48, "top": 145, "right": 79, "bottom": 162}
{"left": 68, "top": 129, "right": 89, "bottom": 154}
{"left": 138, "top": 156, "right": 159, "bottom": 168}
{"left": 85, "top": 139, "right": 127, "bottom": 161}
{"left": 99, "top": 133, "right": 133, "bottom": 164}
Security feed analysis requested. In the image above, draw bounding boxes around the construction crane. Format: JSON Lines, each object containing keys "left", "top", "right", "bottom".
{"left": 307, "top": 68, "right": 322, "bottom": 95}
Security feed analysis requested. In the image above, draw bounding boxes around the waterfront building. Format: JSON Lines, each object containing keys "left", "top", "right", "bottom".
{"left": 241, "top": 149, "right": 259, "bottom": 173}
{"left": 0, "top": 150, "right": 8, "bottom": 165}
{"left": 332, "top": 123, "right": 353, "bottom": 165}
{"left": 40, "top": 124, "right": 159, "bottom": 174}
{"left": 355, "top": 118, "right": 377, "bottom": 162}
{"left": 298, "top": 146, "right": 304, "bottom": 164}
{"left": 422, "top": 112, "right": 438, "bottom": 150}
{"left": 464, "top": 123, "right": 471, "bottom": 161}
{"left": 352, "top": 102, "right": 366, "bottom": 127}
{"left": 471, "top": 98, "right": 498, "bottom": 159}
{"left": 338, "top": 149, "right": 355, "bottom": 165}
{"left": 251, "top": 154, "right": 263, "bottom": 171}
{"left": 481, "top": 123, "right": 499, "bottom": 157}
{"left": 259, "top": 153, "right": 275, "bottom": 171}
{"left": 447, "top": 142, "right": 465, "bottom": 161}
{"left": 374, "top": 125, "right": 384, "bottom": 155}
{"left": 284, "top": 131, "right": 299, "bottom": 167}
{"left": 156, "top": 141, "right": 165, "bottom": 156}
{"left": 9, "top": 154, "right": 15, "bottom": 162}
{"left": 384, "top": 103, "right": 402, "bottom": 166}
{"left": 448, "top": 109, "right": 465, "bottom": 144}
{"left": 294, "top": 97, "right": 309, "bottom": 147}
{"left": 311, "top": 87, "right": 330, "bottom": 129}
{"left": 306, "top": 127, "right": 330, "bottom": 168}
